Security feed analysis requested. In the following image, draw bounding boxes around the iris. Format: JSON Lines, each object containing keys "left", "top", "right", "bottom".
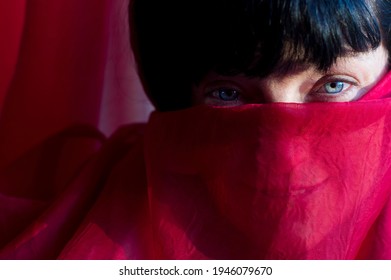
{"left": 324, "top": 82, "right": 345, "bottom": 94}
{"left": 216, "top": 89, "right": 240, "bottom": 101}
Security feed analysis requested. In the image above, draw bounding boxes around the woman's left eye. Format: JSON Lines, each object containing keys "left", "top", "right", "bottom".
{"left": 308, "top": 78, "right": 360, "bottom": 102}
{"left": 318, "top": 81, "right": 347, "bottom": 94}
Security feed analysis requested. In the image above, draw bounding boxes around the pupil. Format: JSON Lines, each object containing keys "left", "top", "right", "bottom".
{"left": 325, "top": 82, "right": 344, "bottom": 94}
{"left": 219, "top": 89, "right": 238, "bottom": 101}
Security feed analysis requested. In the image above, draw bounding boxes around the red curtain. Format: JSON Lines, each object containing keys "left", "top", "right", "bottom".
{"left": 0, "top": 0, "right": 152, "bottom": 170}
{"left": 1, "top": 0, "right": 391, "bottom": 260}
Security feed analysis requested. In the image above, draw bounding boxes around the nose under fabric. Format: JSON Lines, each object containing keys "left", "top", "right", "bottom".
{"left": 144, "top": 71, "right": 391, "bottom": 259}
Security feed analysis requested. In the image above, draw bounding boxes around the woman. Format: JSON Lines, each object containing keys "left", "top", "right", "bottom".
{"left": 1, "top": 0, "right": 390, "bottom": 259}
{"left": 131, "top": 0, "right": 390, "bottom": 109}
{"left": 129, "top": 0, "right": 391, "bottom": 259}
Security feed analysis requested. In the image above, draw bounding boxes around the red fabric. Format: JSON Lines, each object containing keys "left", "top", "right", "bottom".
{"left": 0, "top": 0, "right": 152, "bottom": 259}
{"left": 0, "top": 0, "right": 391, "bottom": 259}
{"left": 0, "top": 0, "right": 152, "bottom": 171}
{"left": 143, "top": 71, "right": 391, "bottom": 259}
{"left": 1, "top": 72, "right": 390, "bottom": 260}
{"left": 0, "top": 124, "right": 151, "bottom": 259}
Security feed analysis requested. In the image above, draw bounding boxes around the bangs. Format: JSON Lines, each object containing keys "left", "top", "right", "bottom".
{"left": 205, "top": 0, "right": 382, "bottom": 77}
{"left": 131, "top": 0, "right": 385, "bottom": 110}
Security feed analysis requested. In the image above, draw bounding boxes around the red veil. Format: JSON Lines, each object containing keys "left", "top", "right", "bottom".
{"left": 143, "top": 71, "right": 391, "bottom": 259}
{"left": 1, "top": 72, "right": 391, "bottom": 259}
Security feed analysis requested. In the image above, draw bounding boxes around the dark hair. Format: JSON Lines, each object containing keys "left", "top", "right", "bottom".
{"left": 130, "top": 0, "right": 391, "bottom": 111}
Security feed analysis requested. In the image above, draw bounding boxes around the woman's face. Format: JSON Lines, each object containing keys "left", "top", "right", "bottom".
{"left": 192, "top": 45, "right": 389, "bottom": 106}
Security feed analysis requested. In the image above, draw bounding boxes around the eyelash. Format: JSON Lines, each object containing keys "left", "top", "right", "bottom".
{"left": 203, "top": 77, "right": 359, "bottom": 104}
{"left": 310, "top": 78, "right": 358, "bottom": 101}
{"left": 205, "top": 86, "right": 244, "bottom": 105}
{"left": 209, "top": 88, "right": 240, "bottom": 101}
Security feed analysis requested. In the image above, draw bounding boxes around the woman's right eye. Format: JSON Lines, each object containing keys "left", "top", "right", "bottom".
{"left": 192, "top": 74, "right": 256, "bottom": 106}
{"left": 209, "top": 88, "right": 240, "bottom": 101}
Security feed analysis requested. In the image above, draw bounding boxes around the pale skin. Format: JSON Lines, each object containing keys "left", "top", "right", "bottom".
{"left": 192, "top": 45, "right": 389, "bottom": 106}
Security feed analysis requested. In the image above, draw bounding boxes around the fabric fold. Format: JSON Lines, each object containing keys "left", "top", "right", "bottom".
{"left": 143, "top": 71, "right": 391, "bottom": 259}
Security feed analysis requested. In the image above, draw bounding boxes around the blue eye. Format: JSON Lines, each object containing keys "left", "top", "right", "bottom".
{"left": 212, "top": 88, "right": 240, "bottom": 101}
{"left": 323, "top": 81, "right": 345, "bottom": 94}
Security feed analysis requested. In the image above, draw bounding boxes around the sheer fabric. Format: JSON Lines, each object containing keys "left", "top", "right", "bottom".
{"left": 2, "top": 72, "right": 390, "bottom": 259}
{"left": 0, "top": 0, "right": 391, "bottom": 260}
{"left": 143, "top": 71, "right": 391, "bottom": 259}
{"left": 0, "top": 0, "right": 152, "bottom": 170}
{"left": 0, "top": 0, "right": 152, "bottom": 259}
